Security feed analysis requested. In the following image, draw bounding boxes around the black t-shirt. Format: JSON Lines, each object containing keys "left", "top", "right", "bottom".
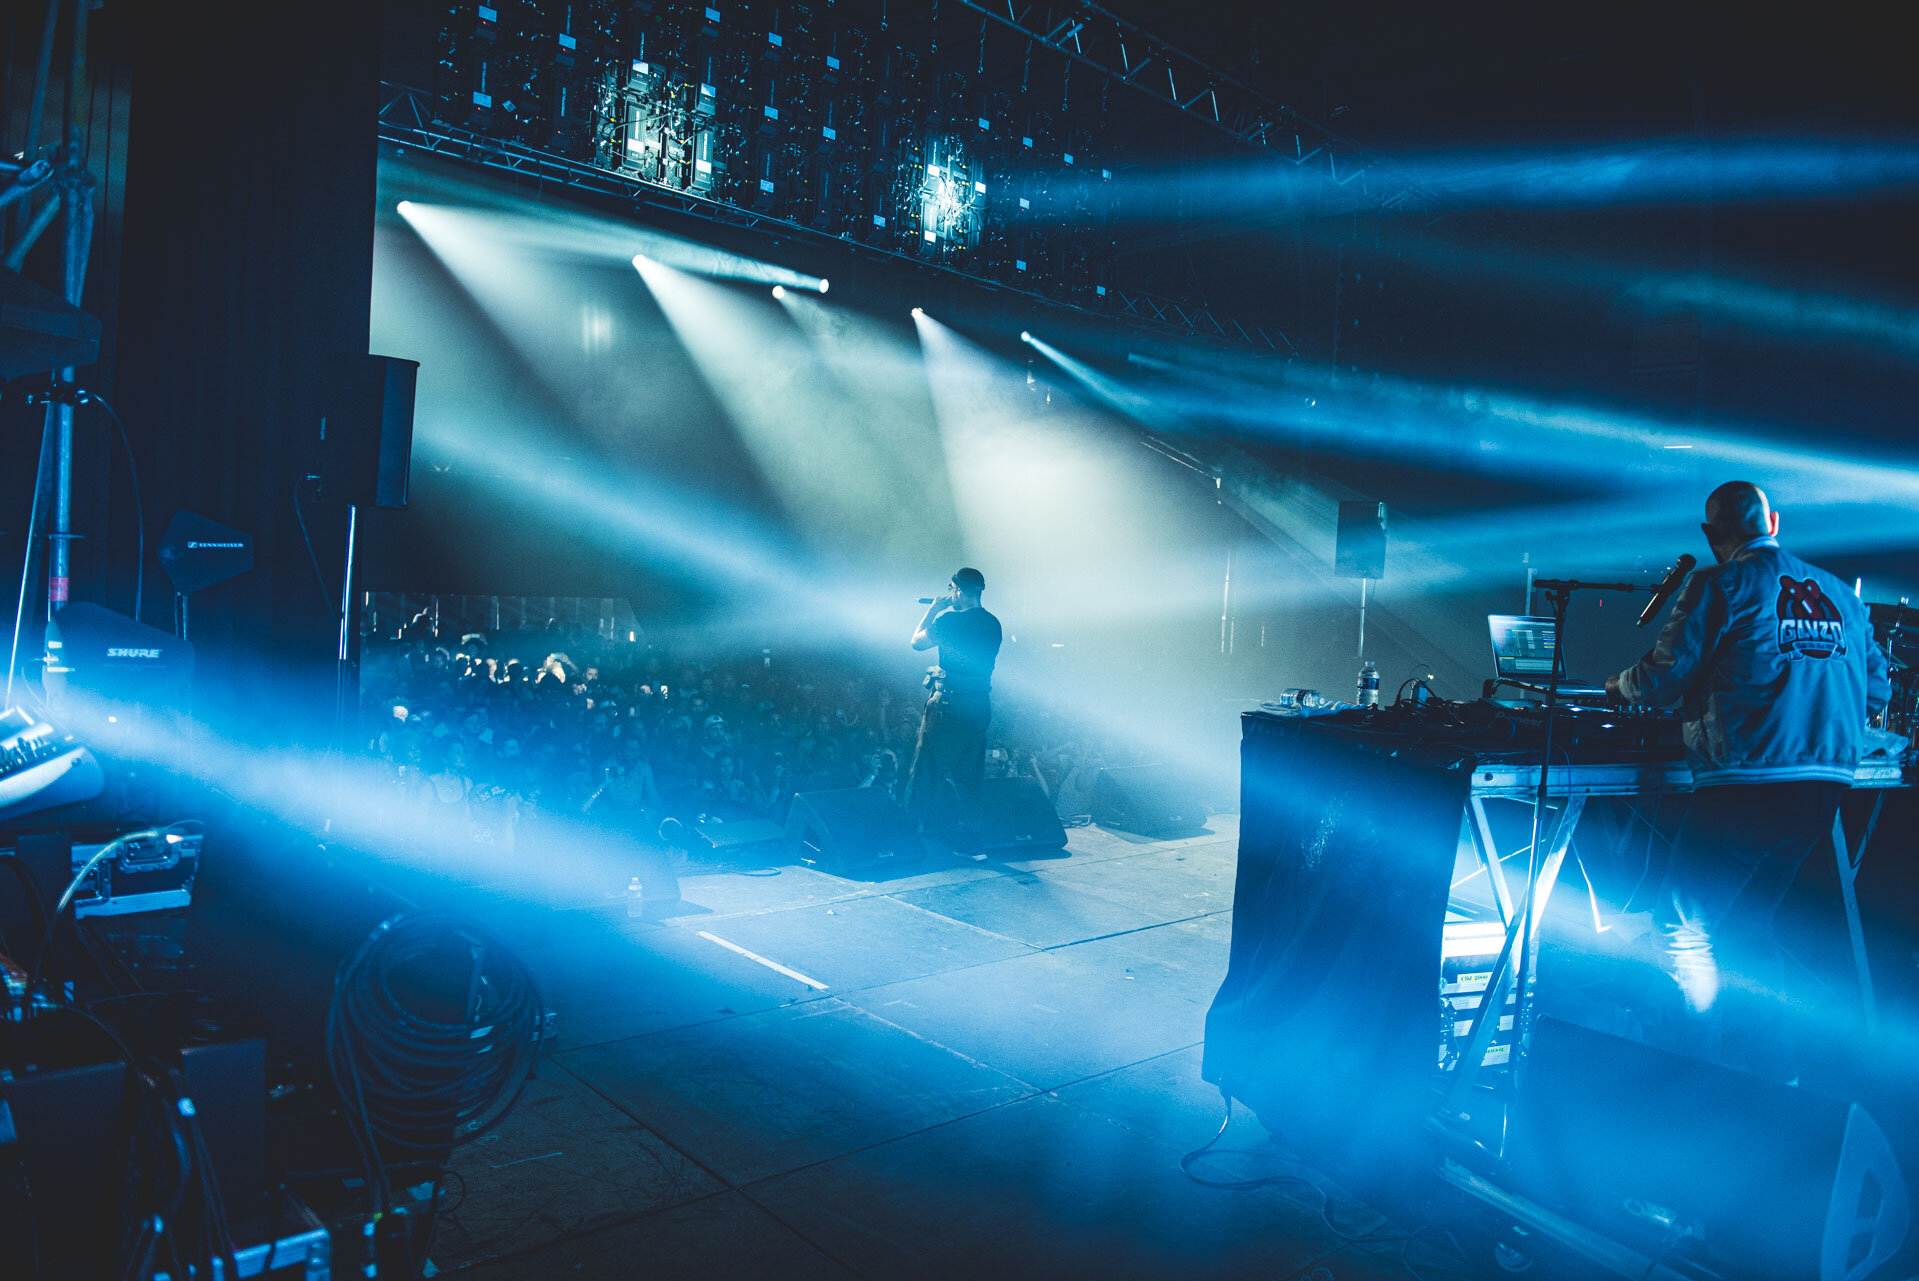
{"left": 932, "top": 607, "right": 1002, "bottom": 694}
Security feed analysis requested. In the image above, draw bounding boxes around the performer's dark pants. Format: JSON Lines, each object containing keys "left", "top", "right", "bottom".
{"left": 1649, "top": 780, "right": 1843, "bottom": 1080}
{"left": 903, "top": 692, "right": 990, "bottom": 826}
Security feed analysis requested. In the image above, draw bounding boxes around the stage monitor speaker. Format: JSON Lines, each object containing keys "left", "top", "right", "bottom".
{"left": 786, "top": 787, "right": 924, "bottom": 877}
{"left": 0, "top": 1019, "right": 268, "bottom": 1275}
{"left": 1508, "top": 1017, "right": 1908, "bottom": 1281}
{"left": 321, "top": 353, "right": 418, "bottom": 509}
{"left": 954, "top": 777, "right": 1067, "bottom": 853}
{"left": 1091, "top": 765, "right": 1208, "bottom": 838}
{"left": 695, "top": 815, "right": 786, "bottom": 854}
{"left": 1335, "top": 500, "right": 1387, "bottom": 580}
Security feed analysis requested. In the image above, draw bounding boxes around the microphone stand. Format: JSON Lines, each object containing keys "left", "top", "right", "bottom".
{"left": 1511, "top": 577, "right": 1640, "bottom": 1085}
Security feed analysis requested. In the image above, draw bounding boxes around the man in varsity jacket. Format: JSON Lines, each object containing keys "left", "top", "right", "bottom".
{"left": 1607, "top": 480, "right": 1890, "bottom": 1079}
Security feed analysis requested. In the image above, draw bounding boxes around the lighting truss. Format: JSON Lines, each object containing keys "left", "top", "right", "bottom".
{"left": 1115, "top": 289, "right": 1296, "bottom": 354}
{"left": 948, "top": 0, "right": 1440, "bottom": 217}
{"left": 377, "top": 83, "right": 1287, "bottom": 352}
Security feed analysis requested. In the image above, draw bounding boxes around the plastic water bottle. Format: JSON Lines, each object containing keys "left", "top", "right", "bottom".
{"left": 1357, "top": 661, "right": 1380, "bottom": 707}
{"left": 627, "top": 876, "right": 644, "bottom": 917}
{"left": 1270, "top": 688, "right": 1331, "bottom": 716}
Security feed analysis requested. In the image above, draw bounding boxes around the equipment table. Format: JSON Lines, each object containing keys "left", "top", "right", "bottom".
{"left": 1448, "top": 757, "right": 1907, "bottom": 1104}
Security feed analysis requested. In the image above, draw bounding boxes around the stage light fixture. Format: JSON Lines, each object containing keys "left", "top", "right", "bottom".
{"left": 396, "top": 200, "right": 414, "bottom": 213}
{"left": 1020, "top": 330, "right": 1032, "bottom": 342}
{"left": 818, "top": 279, "right": 830, "bottom": 294}
{"left": 772, "top": 285, "right": 786, "bottom": 299}
{"left": 911, "top": 307, "right": 925, "bottom": 317}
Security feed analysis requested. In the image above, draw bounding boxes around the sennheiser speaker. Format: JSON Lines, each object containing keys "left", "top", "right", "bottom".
{"left": 1335, "top": 499, "right": 1387, "bottom": 580}
{"left": 1508, "top": 1018, "right": 1908, "bottom": 1281}
{"left": 1090, "top": 765, "right": 1208, "bottom": 838}
{"left": 786, "top": 788, "right": 925, "bottom": 877}
{"left": 954, "top": 777, "right": 1067, "bottom": 853}
{"left": 321, "top": 353, "right": 418, "bottom": 509}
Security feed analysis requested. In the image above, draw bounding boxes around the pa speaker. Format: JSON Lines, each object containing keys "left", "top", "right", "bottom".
{"left": 786, "top": 788, "right": 924, "bottom": 877}
{"left": 1335, "top": 499, "right": 1387, "bottom": 580}
{"left": 954, "top": 777, "right": 1067, "bottom": 853}
{"left": 1091, "top": 765, "right": 1207, "bottom": 838}
{"left": 321, "top": 353, "right": 418, "bottom": 509}
{"left": 1508, "top": 1018, "right": 1908, "bottom": 1281}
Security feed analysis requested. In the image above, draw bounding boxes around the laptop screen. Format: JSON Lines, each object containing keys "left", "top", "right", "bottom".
{"left": 1488, "top": 614, "right": 1565, "bottom": 679}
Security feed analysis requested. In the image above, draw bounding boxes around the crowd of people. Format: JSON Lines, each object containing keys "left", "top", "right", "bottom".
{"left": 357, "top": 622, "right": 1123, "bottom": 852}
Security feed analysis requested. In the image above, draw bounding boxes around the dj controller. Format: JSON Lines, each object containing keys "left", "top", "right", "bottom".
{"left": 1279, "top": 687, "right": 1689, "bottom": 764}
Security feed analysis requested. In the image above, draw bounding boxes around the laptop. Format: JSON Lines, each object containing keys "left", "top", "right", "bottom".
{"left": 1487, "top": 614, "right": 1611, "bottom": 701}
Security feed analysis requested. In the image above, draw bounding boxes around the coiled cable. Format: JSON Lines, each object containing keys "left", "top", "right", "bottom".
{"left": 326, "top": 912, "right": 542, "bottom": 1216}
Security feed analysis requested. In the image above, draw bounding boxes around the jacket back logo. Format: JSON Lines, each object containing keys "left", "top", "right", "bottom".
{"left": 1776, "top": 576, "right": 1847, "bottom": 661}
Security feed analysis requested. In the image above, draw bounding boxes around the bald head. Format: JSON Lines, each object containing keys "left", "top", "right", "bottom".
{"left": 1702, "top": 481, "right": 1778, "bottom": 560}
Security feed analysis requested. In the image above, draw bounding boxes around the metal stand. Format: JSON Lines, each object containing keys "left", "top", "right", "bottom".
{"left": 334, "top": 504, "right": 360, "bottom": 746}
{"left": 1520, "top": 580, "right": 1634, "bottom": 1077}
{"left": 1449, "top": 576, "right": 1639, "bottom": 1108}
{"left": 1447, "top": 794, "right": 1583, "bottom": 1110}
{"left": 1357, "top": 576, "right": 1369, "bottom": 659}
{"left": 1835, "top": 792, "right": 1888, "bottom": 1036}
{"left": 5, "top": 0, "right": 98, "bottom": 663}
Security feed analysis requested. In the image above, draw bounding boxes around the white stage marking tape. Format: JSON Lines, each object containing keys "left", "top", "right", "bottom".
{"left": 697, "top": 930, "right": 829, "bottom": 990}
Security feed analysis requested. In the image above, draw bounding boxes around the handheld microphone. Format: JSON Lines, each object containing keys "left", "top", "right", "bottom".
{"left": 917, "top": 598, "right": 936, "bottom": 605}
{"left": 1636, "top": 553, "right": 1697, "bottom": 627}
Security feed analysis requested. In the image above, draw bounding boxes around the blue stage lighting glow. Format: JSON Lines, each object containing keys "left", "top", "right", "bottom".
{"left": 393, "top": 197, "right": 821, "bottom": 289}
{"left": 635, "top": 253, "right": 958, "bottom": 571}
{"left": 1356, "top": 231, "right": 1919, "bottom": 363}
{"left": 1070, "top": 137, "right": 1919, "bottom": 223}
{"left": 1114, "top": 350, "right": 1919, "bottom": 517}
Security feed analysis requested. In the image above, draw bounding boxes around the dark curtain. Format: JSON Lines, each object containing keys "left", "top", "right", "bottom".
{"left": 111, "top": 0, "right": 382, "bottom": 743}
{"left": 1203, "top": 712, "right": 1469, "bottom": 1200}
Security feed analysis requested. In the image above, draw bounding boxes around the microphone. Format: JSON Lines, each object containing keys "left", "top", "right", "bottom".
{"left": 917, "top": 597, "right": 936, "bottom": 605}
{"left": 1636, "top": 554, "right": 1697, "bottom": 627}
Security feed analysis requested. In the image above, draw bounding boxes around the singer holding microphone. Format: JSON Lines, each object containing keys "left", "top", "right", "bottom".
{"left": 1606, "top": 481, "right": 1889, "bottom": 1078}
{"left": 906, "top": 568, "right": 1003, "bottom": 835}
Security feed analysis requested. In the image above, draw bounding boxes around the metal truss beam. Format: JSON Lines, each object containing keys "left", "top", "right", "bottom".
{"left": 375, "top": 83, "right": 1287, "bottom": 352}
{"left": 952, "top": 0, "right": 1438, "bottom": 217}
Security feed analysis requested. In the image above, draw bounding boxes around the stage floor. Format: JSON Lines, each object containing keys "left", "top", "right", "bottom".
{"left": 423, "top": 814, "right": 1461, "bottom": 1280}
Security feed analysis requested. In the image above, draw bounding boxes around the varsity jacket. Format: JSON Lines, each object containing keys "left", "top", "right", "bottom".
{"left": 1614, "top": 536, "right": 1891, "bottom": 785}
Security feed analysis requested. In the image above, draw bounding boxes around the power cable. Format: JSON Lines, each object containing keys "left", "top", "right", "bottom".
{"left": 1180, "top": 1095, "right": 1403, "bottom": 1245}
{"left": 1398, "top": 1221, "right": 1476, "bottom": 1281}
{"left": 1184, "top": 1096, "right": 1504, "bottom": 1281}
